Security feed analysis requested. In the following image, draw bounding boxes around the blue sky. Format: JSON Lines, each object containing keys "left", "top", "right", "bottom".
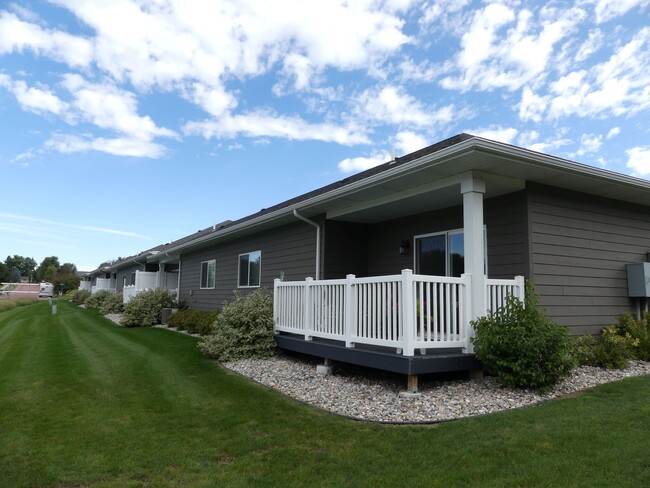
{"left": 1, "top": 0, "right": 649, "bottom": 272}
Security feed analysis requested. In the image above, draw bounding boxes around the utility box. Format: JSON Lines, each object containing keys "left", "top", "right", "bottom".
{"left": 626, "top": 263, "right": 650, "bottom": 297}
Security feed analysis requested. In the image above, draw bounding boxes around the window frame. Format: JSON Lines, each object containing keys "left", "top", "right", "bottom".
{"left": 200, "top": 259, "right": 216, "bottom": 289}
{"left": 238, "top": 250, "right": 261, "bottom": 288}
{"left": 413, "top": 226, "right": 487, "bottom": 277}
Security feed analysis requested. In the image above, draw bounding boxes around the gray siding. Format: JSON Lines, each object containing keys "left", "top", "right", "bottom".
{"left": 179, "top": 221, "right": 318, "bottom": 310}
{"left": 362, "top": 192, "right": 528, "bottom": 278}
{"left": 115, "top": 264, "right": 143, "bottom": 291}
{"left": 528, "top": 183, "right": 650, "bottom": 334}
{"left": 323, "top": 221, "right": 369, "bottom": 278}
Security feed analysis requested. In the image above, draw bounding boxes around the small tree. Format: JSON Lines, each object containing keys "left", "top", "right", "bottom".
{"left": 471, "top": 281, "right": 575, "bottom": 391}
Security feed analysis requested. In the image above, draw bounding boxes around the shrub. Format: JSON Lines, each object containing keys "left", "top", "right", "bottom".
{"left": 70, "top": 289, "right": 91, "bottom": 305}
{"left": 613, "top": 313, "right": 650, "bottom": 361}
{"left": 574, "top": 327, "right": 636, "bottom": 369}
{"left": 121, "top": 289, "right": 177, "bottom": 328}
{"left": 84, "top": 290, "right": 114, "bottom": 310}
{"left": 471, "top": 281, "right": 575, "bottom": 391}
{"left": 100, "top": 291, "right": 124, "bottom": 315}
{"left": 167, "top": 309, "right": 220, "bottom": 335}
{"left": 198, "top": 289, "right": 275, "bottom": 361}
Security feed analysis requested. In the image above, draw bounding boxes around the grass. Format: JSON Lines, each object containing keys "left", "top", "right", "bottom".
{"left": 0, "top": 297, "right": 39, "bottom": 313}
{"left": 1, "top": 300, "right": 649, "bottom": 487}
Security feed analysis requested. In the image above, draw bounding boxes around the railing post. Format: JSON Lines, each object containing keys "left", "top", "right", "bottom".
{"left": 462, "top": 273, "right": 473, "bottom": 354}
{"left": 515, "top": 275, "right": 526, "bottom": 304}
{"left": 345, "top": 274, "right": 356, "bottom": 348}
{"left": 304, "top": 277, "right": 313, "bottom": 341}
{"left": 401, "top": 269, "right": 415, "bottom": 357}
{"left": 273, "top": 278, "right": 280, "bottom": 333}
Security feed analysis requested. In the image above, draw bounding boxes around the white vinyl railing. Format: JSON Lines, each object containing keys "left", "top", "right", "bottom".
{"left": 486, "top": 276, "right": 525, "bottom": 312}
{"left": 274, "top": 270, "right": 524, "bottom": 356}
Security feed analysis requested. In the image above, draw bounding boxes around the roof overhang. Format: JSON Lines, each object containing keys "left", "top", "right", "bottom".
{"left": 163, "top": 136, "right": 650, "bottom": 255}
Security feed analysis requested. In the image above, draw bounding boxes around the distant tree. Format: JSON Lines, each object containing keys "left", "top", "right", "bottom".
{"left": 36, "top": 256, "right": 61, "bottom": 282}
{"left": 5, "top": 255, "right": 37, "bottom": 281}
{"left": 52, "top": 272, "right": 80, "bottom": 294}
{"left": 0, "top": 262, "right": 10, "bottom": 282}
{"left": 59, "top": 263, "right": 77, "bottom": 275}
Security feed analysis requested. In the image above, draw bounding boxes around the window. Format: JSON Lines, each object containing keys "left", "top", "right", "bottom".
{"left": 130, "top": 272, "right": 136, "bottom": 286}
{"left": 238, "top": 251, "right": 261, "bottom": 287}
{"left": 414, "top": 228, "right": 485, "bottom": 277}
{"left": 200, "top": 260, "right": 216, "bottom": 289}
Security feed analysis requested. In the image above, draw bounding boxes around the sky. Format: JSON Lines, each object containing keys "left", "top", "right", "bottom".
{"left": 1, "top": 0, "right": 649, "bottom": 272}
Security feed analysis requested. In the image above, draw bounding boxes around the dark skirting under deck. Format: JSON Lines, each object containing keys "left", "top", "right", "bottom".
{"left": 275, "top": 333, "right": 482, "bottom": 375}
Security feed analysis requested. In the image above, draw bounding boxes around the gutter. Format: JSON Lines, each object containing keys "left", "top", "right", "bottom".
{"left": 293, "top": 209, "right": 321, "bottom": 280}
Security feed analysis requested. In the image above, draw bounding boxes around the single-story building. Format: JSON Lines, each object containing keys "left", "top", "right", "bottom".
{"left": 85, "top": 133, "right": 650, "bottom": 386}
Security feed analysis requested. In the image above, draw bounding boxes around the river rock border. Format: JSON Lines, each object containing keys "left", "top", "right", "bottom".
{"left": 223, "top": 355, "right": 650, "bottom": 423}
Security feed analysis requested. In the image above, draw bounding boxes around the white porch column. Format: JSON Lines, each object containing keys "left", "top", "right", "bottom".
{"left": 157, "top": 263, "right": 164, "bottom": 289}
{"left": 461, "top": 175, "right": 486, "bottom": 354}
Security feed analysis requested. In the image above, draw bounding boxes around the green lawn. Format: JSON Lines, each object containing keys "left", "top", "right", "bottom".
{"left": 1, "top": 301, "right": 649, "bottom": 487}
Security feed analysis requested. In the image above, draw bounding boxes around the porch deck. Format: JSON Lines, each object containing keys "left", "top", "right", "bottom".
{"left": 275, "top": 333, "right": 481, "bottom": 375}
{"left": 273, "top": 270, "right": 524, "bottom": 383}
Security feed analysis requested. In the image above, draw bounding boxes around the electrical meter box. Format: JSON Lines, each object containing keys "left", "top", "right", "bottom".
{"left": 626, "top": 263, "right": 650, "bottom": 297}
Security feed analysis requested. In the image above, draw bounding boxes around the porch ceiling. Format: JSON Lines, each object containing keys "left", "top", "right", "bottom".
{"left": 310, "top": 146, "right": 650, "bottom": 223}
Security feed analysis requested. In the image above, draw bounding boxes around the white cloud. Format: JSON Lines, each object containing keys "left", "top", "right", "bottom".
{"left": 593, "top": 0, "right": 650, "bottom": 23}
{"left": 0, "top": 10, "right": 93, "bottom": 67}
{"left": 394, "top": 131, "right": 429, "bottom": 154}
{"left": 45, "top": 133, "right": 168, "bottom": 159}
{"left": 338, "top": 151, "right": 391, "bottom": 173}
{"left": 61, "top": 74, "right": 177, "bottom": 140}
{"left": 575, "top": 28, "right": 604, "bottom": 62}
{"left": 626, "top": 146, "right": 650, "bottom": 176}
{"left": 547, "top": 28, "right": 650, "bottom": 119}
{"left": 469, "top": 126, "right": 519, "bottom": 144}
{"left": 441, "top": 5, "right": 585, "bottom": 92}
{"left": 575, "top": 133, "right": 603, "bottom": 156}
{"left": 0, "top": 212, "right": 149, "bottom": 239}
{"left": 607, "top": 127, "right": 621, "bottom": 139}
{"left": 183, "top": 110, "right": 369, "bottom": 146}
{"left": 518, "top": 86, "right": 548, "bottom": 122}
{"left": 0, "top": 74, "right": 68, "bottom": 116}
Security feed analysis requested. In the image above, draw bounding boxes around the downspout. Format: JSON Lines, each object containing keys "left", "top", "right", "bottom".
{"left": 293, "top": 209, "right": 321, "bottom": 280}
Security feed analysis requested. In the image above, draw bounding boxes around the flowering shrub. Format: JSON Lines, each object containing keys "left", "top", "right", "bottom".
{"left": 70, "top": 289, "right": 91, "bottom": 305}
{"left": 471, "top": 281, "right": 575, "bottom": 391}
{"left": 100, "top": 291, "right": 124, "bottom": 315}
{"left": 613, "top": 313, "right": 650, "bottom": 361}
{"left": 198, "top": 289, "right": 275, "bottom": 361}
{"left": 121, "top": 289, "right": 177, "bottom": 328}
{"left": 84, "top": 290, "right": 114, "bottom": 310}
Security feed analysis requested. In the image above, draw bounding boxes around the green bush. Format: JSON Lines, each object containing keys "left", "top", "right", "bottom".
{"left": 100, "top": 291, "right": 124, "bottom": 315}
{"left": 84, "top": 290, "right": 114, "bottom": 310}
{"left": 167, "top": 309, "right": 220, "bottom": 335}
{"left": 613, "top": 313, "right": 650, "bottom": 361}
{"left": 471, "top": 282, "right": 575, "bottom": 391}
{"left": 198, "top": 289, "right": 275, "bottom": 361}
{"left": 574, "top": 327, "right": 636, "bottom": 370}
{"left": 121, "top": 289, "right": 177, "bottom": 328}
{"left": 70, "top": 289, "right": 91, "bottom": 305}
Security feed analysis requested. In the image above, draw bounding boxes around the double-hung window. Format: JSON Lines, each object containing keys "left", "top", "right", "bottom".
{"left": 200, "top": 260, "right": 216, "bottom": 289}
{"left": 414, "top": 228, "right": 486, "bottom": 277}
{"left": 238, "top": 251, "right": 261, "bottom": 288}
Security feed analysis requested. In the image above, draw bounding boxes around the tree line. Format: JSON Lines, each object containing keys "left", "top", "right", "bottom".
{"left": 0, "top": 255, "right": 80, "bottom": 293}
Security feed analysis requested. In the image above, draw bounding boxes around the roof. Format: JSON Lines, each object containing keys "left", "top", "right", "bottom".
{"left": 109, "top": 133, "right": 650, "bottom": 259}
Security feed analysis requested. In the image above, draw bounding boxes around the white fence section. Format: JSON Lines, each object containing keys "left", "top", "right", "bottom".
{"left": 274, "top": 270, "right": 524, "bottom": 356}
{"left": 486, "top": 276, "right": 526, "bottom": 313}
{"left": 122, "top": 271, "right": 159, "bottom": 303}
{"left": 78, "top": 281, "right": 92, "bottom": 292}
{"left": 91, "top": 278, "right": 115, "bottom": 294}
